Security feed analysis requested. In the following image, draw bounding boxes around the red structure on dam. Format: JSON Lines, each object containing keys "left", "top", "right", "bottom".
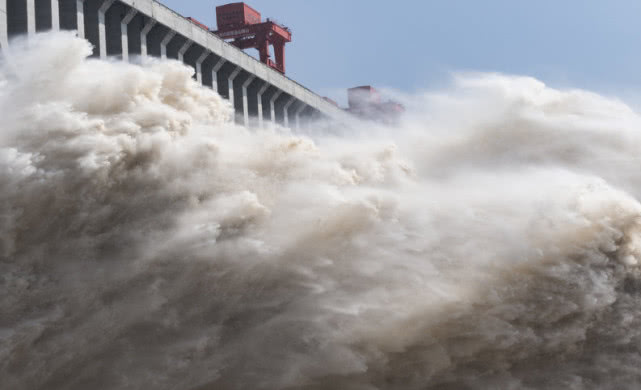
{"left": 212, "top": 3, "right": 292, "bottom": 74}
{"left": 347, "top": 86, "right": 405, "bottom": 122}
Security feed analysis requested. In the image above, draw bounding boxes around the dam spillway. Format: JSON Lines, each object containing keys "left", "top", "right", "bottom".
{"left": 0, "top": 0, "right": 349, "bottom": 127}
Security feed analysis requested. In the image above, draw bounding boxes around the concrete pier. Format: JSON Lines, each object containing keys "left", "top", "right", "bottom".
{"left": 1, "top": 0, "right": 349, "bottom": 126}
{"left": 26, "top": 0, "right": 33, "bottom": 35}
{"left": 159, "top": 29, "right": 173, "bottom": 59}
{"left": 211, "top": 58, "right": 225, "bottom": 93}
{"left": 294, "top": 103, "right": 307, "bottom": 130}
{"left": 241, "top": 74, "right": 256, "bottom": 126}
{"left": 119, "top": 7, "right": 136, "bottom": 61}
{"left": 97, "top": 0, "right": 113, "bottom": 59}
{"left": 176, "top": 39, "right": 190, "bottom": 62}
{"left": 227, "top": 65, "right": 241, "bottom": 121}
{"left": 0, "top": 0, "right": 7, "bottom": 51}
{"left": 283, "top": 96, "right": 296, "bottom": 128}
{"left": 256, "top": 82, "right": 269, "bottom": 128}
{"left": 75, "top": 0, "right": 84, "bottom": 38}
{"left": 139, "top": 18, "right": 154, "bottom": 58}
{"left": 195, "top": 49, "right": 209, "bottom": 84}
{"left": 270, "top": 90, "right": 283, "bottom": 124}
{"left": 51, "top": 0, "right": 59, "bottom": 30}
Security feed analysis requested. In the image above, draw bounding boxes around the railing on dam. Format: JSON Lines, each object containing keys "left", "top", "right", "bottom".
{"left": 0, "top": 0, "right": 350, "bottom": 128}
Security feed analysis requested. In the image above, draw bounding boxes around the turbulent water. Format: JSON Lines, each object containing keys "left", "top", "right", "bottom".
{"left": 3, "top": 32, "right": 641, "bottom": 390}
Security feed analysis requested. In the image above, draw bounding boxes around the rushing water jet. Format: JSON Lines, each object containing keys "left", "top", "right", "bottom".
{"left": 3, "top": 32, "right": 641, "bottom": 390}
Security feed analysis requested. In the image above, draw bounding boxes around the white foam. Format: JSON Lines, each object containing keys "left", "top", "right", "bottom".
{"left": 2, "top": 32, "right": 641, "bottom": 390}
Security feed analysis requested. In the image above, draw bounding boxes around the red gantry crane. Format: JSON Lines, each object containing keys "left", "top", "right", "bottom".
{"left": 213, "top": 3, "right": 292, "bottom": 74}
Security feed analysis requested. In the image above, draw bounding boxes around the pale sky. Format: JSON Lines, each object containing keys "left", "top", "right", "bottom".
{"left": 160, "top": 0, "right": 641, "bottom": 104}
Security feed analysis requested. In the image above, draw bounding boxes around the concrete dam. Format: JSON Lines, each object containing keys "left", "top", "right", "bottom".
{"left": 0, "top": 0, "right": 349, "bottom": 128}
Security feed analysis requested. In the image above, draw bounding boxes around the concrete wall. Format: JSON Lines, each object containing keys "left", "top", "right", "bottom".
{"left": 1, "top": 0, "right": 351, "bottom": 127}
